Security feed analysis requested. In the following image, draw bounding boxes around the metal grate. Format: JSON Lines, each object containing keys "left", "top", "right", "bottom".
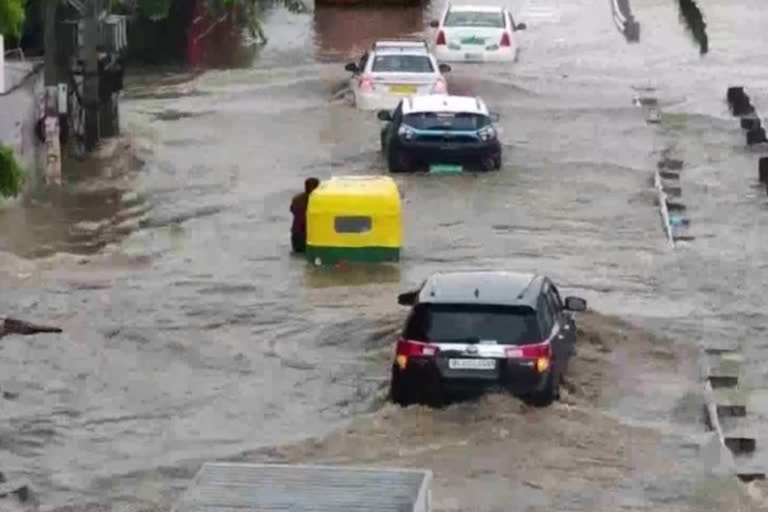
{"left": 173, "top": 463, "right": 432, "bottom": 512}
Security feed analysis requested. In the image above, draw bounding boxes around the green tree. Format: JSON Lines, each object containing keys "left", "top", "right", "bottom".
{"left": 0, "top": 144, "right": 24, "bottom": 199}
{"left": 0, "top": 0, "right": 25, "bottom": 39}
{"left": 138, "top": 0, "right": 173, "bottom": 20}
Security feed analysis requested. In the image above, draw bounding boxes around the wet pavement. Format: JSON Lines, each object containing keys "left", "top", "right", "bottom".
{"left": 2, "top": 0, "right": 768, "bottom": 507}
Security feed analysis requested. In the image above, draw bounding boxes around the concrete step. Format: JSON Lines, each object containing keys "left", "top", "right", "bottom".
{"left": 734, "top": 451, "right": 768, "bottom": 482}
{"left": 713, "top": 387, "right": 748, "bottom": 417}
{"left": 705, "top": 351, "right": 742, "bottom": 388}
{"left": 720, "top": 416, "right": 758, "bottom": 454}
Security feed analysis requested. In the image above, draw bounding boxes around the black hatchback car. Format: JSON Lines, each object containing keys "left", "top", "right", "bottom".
{"left": 378, "top": 94, "right": 502, "bottom": 172}
{"left": 390, "top": 270, "right": 587, "bottom": 407}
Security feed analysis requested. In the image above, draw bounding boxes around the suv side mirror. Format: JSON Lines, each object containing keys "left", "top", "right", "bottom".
{"left": 345, "top": 62, "right": 358, "bottom": 73}
{"left": 515, "top": 22, "right": 527, "bottom": 30}
{"left": 438, "top": 63, "right": 452, "bottom": 73}
{"left": 377, "top": 110, "right": 393, "bottom": 121}
{"left": 397, "top": 290, "right": 418, "bottom": 306}
{"left": 564, "top": 296, "right": 587, "bottom": 312}
{"left": 429, "top": 20, "right": 440, "bottom": 28}
{"left": 489, "top": 112, "right": 500, "bottom": 122}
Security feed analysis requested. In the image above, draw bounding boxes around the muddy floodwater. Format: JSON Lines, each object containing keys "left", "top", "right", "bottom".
{"left": 2, "top": 0, "right": 768, "bottom": 508}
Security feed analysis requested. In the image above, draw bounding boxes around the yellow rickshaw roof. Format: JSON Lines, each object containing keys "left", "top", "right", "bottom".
{"left": 309, "top": 175, "right": 401, "bottom": 213}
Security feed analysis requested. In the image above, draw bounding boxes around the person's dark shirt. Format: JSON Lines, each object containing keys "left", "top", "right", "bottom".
{"left": 290, "top": 192, "right": 310, "bottom": 235}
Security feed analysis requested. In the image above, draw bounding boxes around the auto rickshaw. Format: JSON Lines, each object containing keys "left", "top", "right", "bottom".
{"left": 306, "top": 175, "right": 402, "bottom": 265}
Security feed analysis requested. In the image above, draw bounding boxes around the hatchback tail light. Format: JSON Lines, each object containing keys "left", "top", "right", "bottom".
{"left": 506, "top": 341, "right": 551, "bottom": 372}
{"left": 436, "top": 30, "right": 446, "bottom": 46}
{"left": 395, "top": 338, "right": 438, "bottom": 369}
{"left": 500, "top": 32, "right": 511, "bottom": 47}
{"left": 358, "top": 76, "right": 375, "bottom": 92}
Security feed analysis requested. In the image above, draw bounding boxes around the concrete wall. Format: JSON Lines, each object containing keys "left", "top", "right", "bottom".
{"left": 0, "top": 61, "right": 44, "bottom": 175}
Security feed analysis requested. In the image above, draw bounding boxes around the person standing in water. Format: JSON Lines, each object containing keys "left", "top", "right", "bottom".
{"left": 290, "top": 177, "right": 320, "bottom": 253}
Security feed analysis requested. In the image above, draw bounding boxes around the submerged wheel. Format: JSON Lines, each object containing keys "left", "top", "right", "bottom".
{"left": 387, "top": 149, "right": 409, "bottom": 173}
{"left": 390, "top": 367, "right": 445, "bottom": 407}
{"left": 481, "top": 153, "right": 502, "bottom": 171}
{"left": 527, "top": 370, "right": 559, "bottom": 407}
{"left": 390, "top": 368, "right": 415, "bottom": 406}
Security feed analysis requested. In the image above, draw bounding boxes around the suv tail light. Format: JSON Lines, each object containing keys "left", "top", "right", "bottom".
{"left": 436, "top": 30, "right": 446, "bottom": 46}
{"left": 500, "top": 32, "right": 511, "bottom": 47}
{"left": 432, "top": 77, "right": 447, "bottom": 93}
{"left": 396, "top": 338, "right": 438, "bottom": 369}
{"left": 506, "top": 341, "right": 551, "bottom": 372}
{"left": 358, "top": 75, "right": 375, "bottom": 92}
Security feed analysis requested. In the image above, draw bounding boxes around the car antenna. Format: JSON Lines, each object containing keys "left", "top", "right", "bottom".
{"left": 516, "top": 277, "right": 536, "bottom": 299}
{"left": 474, "top": 288, "right": 479, "bottom": 298}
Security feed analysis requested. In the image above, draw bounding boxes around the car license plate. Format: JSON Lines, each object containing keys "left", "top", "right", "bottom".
{"left": 389, "top": 84, "right": 417, "bottom": 94}
{"left": 461, "top": 36, "right": 485, "bottom": 45}
{"left": 464, "top": 53, "right": 482, "bottom": 60}
{"left": 429, "top": 164, "right": 463, "bottom": 174}
{"left": 449, "top": 358, "right": 496, "bottom": 370}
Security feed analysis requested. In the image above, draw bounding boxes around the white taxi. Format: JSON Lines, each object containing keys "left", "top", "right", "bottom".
{"left": 430, "top": 4, "right": 526, "bottom": 62}
{"left": 345, "top": 39, "right": 452, "bottom": 111}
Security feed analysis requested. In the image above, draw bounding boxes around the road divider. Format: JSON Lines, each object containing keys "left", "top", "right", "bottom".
{"left": 726, "top": 87, "right": 768, "bottom": 195}
{"left": 654, "top": 156, "right": 693, "bottom": 247}
{"left": 759, "top": 157, "right": 768, "bottom": 184}
{"left": 701, "top": 347, "right": 767, "bottom": 483}
{"left": 639, "top": 92, "right": 695, "bottom": 247}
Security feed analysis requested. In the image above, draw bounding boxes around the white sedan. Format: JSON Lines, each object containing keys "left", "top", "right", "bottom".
{"left": 345, "top": 40, "right": 452, "bottom": 111}
{"left": 430, "top": 4, "right": 526, "bottom": 62}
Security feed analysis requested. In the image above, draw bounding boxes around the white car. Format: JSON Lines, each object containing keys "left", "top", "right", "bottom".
{"left": 430, "top": 4, "right": 526, "bottom": 62}
{"left": 345, "top": 39, "right": 452, "bottom": 111}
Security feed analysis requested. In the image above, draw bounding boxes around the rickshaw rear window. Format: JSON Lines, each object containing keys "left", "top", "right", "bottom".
{"left": 335, "top": 216, "right": 372, "bottom": 233}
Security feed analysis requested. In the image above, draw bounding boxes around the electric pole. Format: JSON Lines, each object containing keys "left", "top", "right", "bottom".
{"left": 43, "top": 0, "right": 58, "bottom": 88}
{"left": 83, "top": 0, "right": 101, "bottom": 151}
{"left": 42, "top": 0, "right": 62, "bottom": 185}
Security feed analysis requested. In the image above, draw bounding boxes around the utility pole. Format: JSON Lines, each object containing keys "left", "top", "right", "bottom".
{"left": 43, "top": 0, "right": 62, "bottom": 185}
{"left": 83, "top": 0, "right": 101, "bottom": 152}
{"left": 43, "top": 0, "right": 58, "bottom": 87}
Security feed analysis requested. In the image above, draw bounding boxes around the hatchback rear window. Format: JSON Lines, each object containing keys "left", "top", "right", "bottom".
{"left": 444, "top": 11, "right": 505, "bottom": 28}
{"left": 334, "top": 216, "right": 372, "bottom": 233}
{"left": 372, "top": 55, "right": 434, "bottom": 73}
{"left": 403, "top": 304, "right": 541, "bottom": 345}
{"left": 403, "top": 112, "right": 490, "bottom": 131}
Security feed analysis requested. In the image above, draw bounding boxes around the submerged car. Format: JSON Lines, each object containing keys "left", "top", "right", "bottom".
{"left": 389, "top": 271, "right": 587, "bottom": 407}
{"left": 430, "top": 3, "right": 526, "bottom": 62}
{"left": 345, "top": 39, "right": 451, "bottom": 111}
{"left": 378, "top": 94, "right": 502, "bottom": 172}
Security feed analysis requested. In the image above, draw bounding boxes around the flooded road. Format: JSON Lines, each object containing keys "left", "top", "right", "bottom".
{"left": 2, "top": 0, "right": 768, "bottom": 507}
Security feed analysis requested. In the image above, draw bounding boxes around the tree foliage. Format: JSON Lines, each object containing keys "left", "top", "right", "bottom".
{"left": 138, "top": 0, "right": 253, "bottom": 21}
{"left": 0, "top": 0, "right": 25, "bottom": 39}
{"left": 0, "top": 144, "right": 24, "bottom": 199}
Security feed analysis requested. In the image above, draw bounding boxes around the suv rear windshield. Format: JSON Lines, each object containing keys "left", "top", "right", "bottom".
{"left": 403, "top": 304, "right": 541, "bottom": 345}
{"left": 403, "top": 112, "right": 490, "bottom": 131}
{"left": 444, "top": 11, "right": 505, "bottom": 28}
{"left": 372, "top": 55, "right": 434, "bottom": 73}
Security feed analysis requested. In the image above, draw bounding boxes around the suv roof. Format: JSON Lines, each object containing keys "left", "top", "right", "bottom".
{"left": 416, "top": 271, "right": 543, "bottom": 308}
{"left": 402, "top": 95, "right": 489, "bottom": 116}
